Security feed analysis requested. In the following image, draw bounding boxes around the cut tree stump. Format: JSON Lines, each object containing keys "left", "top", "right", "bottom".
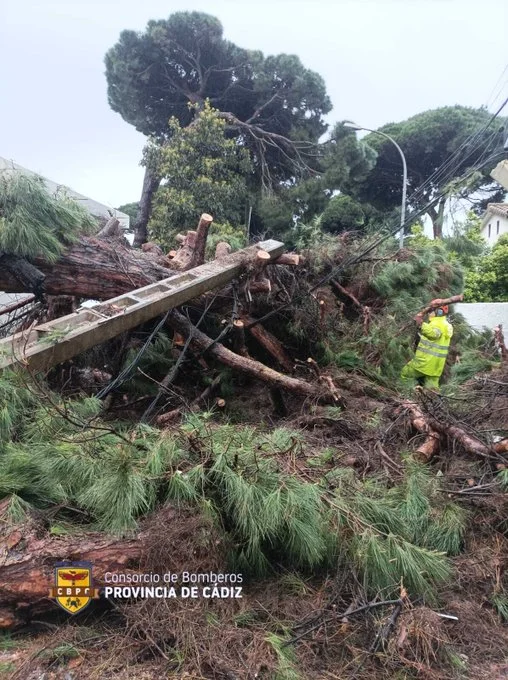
{"left": 215, "top": 242, "right": 232, "bottom": 259}
{"left": 232, "top": 319, "right": 249, "bottom": 357}
{"left": 191, "top": 213, "right": 214, "bottom": 269}
{"left": 170, "top": 230, "right": 198, "bottom": 271}
{"left": 272, "top": 253, "right": 300, "bottom": 266}
{"left": 170, "top": 214, "right": 214, "bottom": 271}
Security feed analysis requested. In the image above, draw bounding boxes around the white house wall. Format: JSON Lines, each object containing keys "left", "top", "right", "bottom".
{"left": 480, "top": 214, "right": 508, "bottom": 246}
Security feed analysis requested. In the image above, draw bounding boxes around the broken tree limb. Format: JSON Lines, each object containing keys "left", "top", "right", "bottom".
{"left": 241, "top": 315, "right": 293, "bottom": 372}
{"left": 170, "top": 230, "right": 198, "bottom": 271}
{"left": 402, "top": 400, "right": 505, "bottom": 462}
{"left": 494, "top": 325, "right": 507, "bottom": 362}
{"left": 0, "top": 295, "right": 35, "bottom": 316}
{"left": 401, "top": 400, "right": 441, "bottom": 462}
{"left": 165, "top": 310, "right": 341, "bottom": 405}
{"left": 330, "top": 279, "right": 371, "bottom": 332}
{"left": 156, "top": 374, "right": 223, "bottom": 426}
{"left": 330, "top": 279, "right": 363, "bottom": 310}
{"left": 418, "top": 295, "right": 464, "bottom": 316}
{"left": 167, "top": 214, "right": 214, "bottom": 271}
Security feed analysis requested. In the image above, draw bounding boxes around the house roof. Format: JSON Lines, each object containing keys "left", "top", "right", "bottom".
{"left": 481, "top": 202, "right": 508, "bottom": 227}
{"left": 0, "top": 156, "right": 129, "bottom": 227}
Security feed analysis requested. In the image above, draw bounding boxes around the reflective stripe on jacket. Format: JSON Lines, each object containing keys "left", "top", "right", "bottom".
{"left": 412, "top": 316, "right": 453, "bottom": 377}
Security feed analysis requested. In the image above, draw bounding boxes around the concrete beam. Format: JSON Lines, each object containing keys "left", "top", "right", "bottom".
{"left": 0, "top": 240, "right": 284, "bottom": 373}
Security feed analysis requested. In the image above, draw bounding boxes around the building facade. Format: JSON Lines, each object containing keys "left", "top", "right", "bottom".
{"left": 0, "top": 156, "right": 129, "bottom": 229}
{"left": 480, "top": 203, "right": 508, "bottom": 246}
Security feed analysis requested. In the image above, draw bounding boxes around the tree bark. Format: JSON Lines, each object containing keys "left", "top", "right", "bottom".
{"left": 402, "top": 400, "right": 441, "bottom": 462}
{"left": 0, "top": 502, "right": 219, "bottom": 628}
{"left": 418, "top": 295, "right": 464, "bottom": 316}
{"left": 215, "top": 242, "right": 232, "bottom": 259}
{"left": 190, "top": 213, "right": 214, "bottom": 268}
{"left": 170, "top": 231, "right": 198, "bottom": 271}
{"left": 402, "top": 400, "right": 505, "bottom": 462}
{"left": 133, "top": 165, "right": 160, "bottom": 248}
{"left": 0, "top": 502, "right": 141, "bottom": 628}
{"left": 427, "top": 197, "right": 446, "bottom": 240}
{"left": 0, "top": 237, "right": 173, "bottom": 300}
{"left": 0, "top": 254, "right": 46, "bottom": 297}
{"left": 165, "top": 310, "right": 341, "bottom": 405}
{"left": 97, "top": 217, "right": 121, "bottom": 238}
{"left": 242, "top": 315, "right": 293, "bottom": 372}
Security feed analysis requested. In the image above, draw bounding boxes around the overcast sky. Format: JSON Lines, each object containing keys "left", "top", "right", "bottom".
{"left": 1, "top": 0, "right": 507, "bottom": 210}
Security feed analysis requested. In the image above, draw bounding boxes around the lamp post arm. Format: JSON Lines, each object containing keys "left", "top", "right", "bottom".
{"left": 360, "top": 126, "right": 407, "bottom": 246}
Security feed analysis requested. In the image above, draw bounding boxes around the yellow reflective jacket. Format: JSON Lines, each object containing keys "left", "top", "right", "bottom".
{"left": 412, "top": 316, "right": 453, "bottom": 377}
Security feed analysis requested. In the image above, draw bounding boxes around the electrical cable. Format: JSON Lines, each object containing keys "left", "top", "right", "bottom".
{"left": 246, "top": 144, "right": 508, "bottom": 331}
{"left": 95, "top": 309, "right": 173, "bottom": 399}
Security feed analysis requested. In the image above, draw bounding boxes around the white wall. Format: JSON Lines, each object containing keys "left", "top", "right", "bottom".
{"left": 455, "top": 302, "right": 508, "bottom": 331}
{"left": 480, "top": 214, "right": 508, "bottom": 246}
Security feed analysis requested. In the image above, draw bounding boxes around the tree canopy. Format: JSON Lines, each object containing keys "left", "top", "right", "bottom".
{"left": 147, "top": 103, "right": 252, "bottom": 248}
{"left": 354, "top": 106, "right": 507, "bottom": 238}
{"left": 105, "top": 11, "right": 332, "bottom": 245}
{"left": 105, "top": 11, "right": 331, "bottom": 180}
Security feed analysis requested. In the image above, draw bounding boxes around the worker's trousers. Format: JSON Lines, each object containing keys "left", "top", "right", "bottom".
{"left": 401, "top": 361, "right": 441, "bottom": 390}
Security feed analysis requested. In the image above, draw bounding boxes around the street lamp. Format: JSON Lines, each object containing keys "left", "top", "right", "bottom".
{"left": 344, "top": 121, "right": 407, "bottom": 248}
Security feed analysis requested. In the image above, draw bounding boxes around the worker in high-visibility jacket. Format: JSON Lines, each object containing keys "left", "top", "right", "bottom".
{"left": 401, "top": 305, "right": 453, "bottom": 389}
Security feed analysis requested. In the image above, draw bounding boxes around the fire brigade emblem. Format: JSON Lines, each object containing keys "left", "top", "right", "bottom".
{"left": 49, "top": 562, "right": 100, "bottom": 614}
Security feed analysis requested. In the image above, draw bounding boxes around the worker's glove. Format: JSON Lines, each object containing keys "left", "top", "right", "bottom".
{"left": 413, "top": 313, "right": 424, "bottom": 326}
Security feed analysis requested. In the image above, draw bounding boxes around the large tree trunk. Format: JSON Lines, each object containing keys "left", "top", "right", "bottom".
{"left": 0, "top": 254, "right": 46, "bottom": 297}
{"left": 427, "top": 197, "right": 446, "bottom": 240}
{"left": 0, "top": 502, "right": 220, "bottom": 628}
{"left": 133, "top": 165, "right": 160, "bottom": 248}
{"left": 0, "top": 237, "right": 172, "bottom": 300}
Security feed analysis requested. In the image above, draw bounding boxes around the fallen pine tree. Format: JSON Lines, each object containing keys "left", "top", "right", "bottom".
{"left": 1, "top": 198, "right": 508, "bottom": 677}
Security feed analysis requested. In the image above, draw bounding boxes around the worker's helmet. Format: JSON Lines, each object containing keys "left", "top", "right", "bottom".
{"left": 436, "top": 305, "right": 449, "bottom": 316}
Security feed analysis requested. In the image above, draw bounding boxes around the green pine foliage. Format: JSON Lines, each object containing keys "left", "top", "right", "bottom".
{"left": 119, "top": 332, "right": 176, "bottom": 396}
{"left": 491, "top": 592, "right": 508, "bottom": 622}
{"left": 0, "top": 370, "right": 465, "bottom": 600}
{"left": 0, "top": 172, "right": 96, "bottom": 261}
{"left": 265, "top": 632, "right": 301, "bottom": 680}
{"left": 0, "top": 370, "right": 38, "bottom": 447}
